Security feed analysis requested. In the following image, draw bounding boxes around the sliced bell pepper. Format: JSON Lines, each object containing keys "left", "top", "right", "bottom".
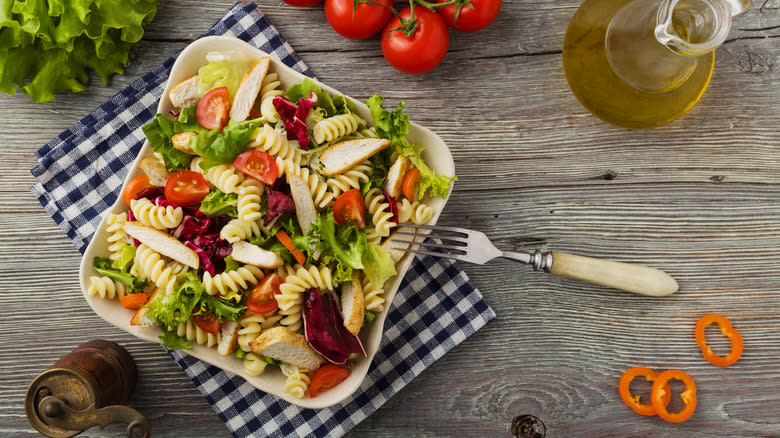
{"left": 695, "top": 313, "right": 743, "bottom": 367}
{"left": 651, "top": 369, "right": 697, "bottom": 423}
{"left": 618, "top": 367, "right": 671, "bottom": 416}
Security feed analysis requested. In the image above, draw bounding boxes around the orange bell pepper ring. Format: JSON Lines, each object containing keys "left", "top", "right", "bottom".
{"left": 619, "top": 367, "right": 671, "bottom": 416}
{"left": 651, "top": 369, "right": 697, "bottom": 423}
{"left": 695, "top": 313, "right": 743, "bottom": 367}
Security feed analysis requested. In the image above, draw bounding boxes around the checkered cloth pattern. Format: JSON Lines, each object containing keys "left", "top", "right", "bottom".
{"left": 30, "top": 3, "right": 496, "bottom": 437}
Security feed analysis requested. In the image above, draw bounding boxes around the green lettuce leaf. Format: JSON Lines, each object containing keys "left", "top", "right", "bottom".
{"left": 190, "top": 119, "right": 262, "bottom": 166}
{"left": 147, "top": 271, "right": 202, "bottom": 330}
{"left": 365, "top": 94, "right": 456, "bottom": 199}
{"left": 286, "top": 77, "right": 355, "bottom": 117}
{"left": 198, "top": 51, "right": 254, "bottom": 98}
{"left": 92, "top": 256, "right": 147, "bottom": 293}
{"left": 309, "top": 212, "right": 369, "bottom": 282}
{"left": 141, "top": 113, "right": 195, "bottom": 171}
{"left": 198, "top": 190, "right": 238, "bottom": 217}
{"left": 0, "top": 0, "right": 159, "bottom": 103}
{"left": 362, "top": 243, "right": 396, "bottom": 291}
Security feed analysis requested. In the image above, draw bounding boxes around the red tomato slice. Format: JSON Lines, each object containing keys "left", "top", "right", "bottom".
{"left": 233, "top": 150, "right": 278, "bottom": 185}
{"left": 310, "top": 364, "right": 350, "bottom": 397}
{"left": 325, "top": 0, "right": 393, "bottom": 40}
{"left": 164, "top": 170, "right": 210, "bottom": 206}
{"left": 123, "top": 174, "right": 152, "bottom": 207}
{"left": 193, "top": 309, "right": 221, "bottom": 335}
{"left": 333, "top": 189, "right": 366, "bottom": 228}
{"left": 437, "top": 0, "right": 502, "bottom": 32}
{"left": 197, "top": 86, "right": 230, "bottom": 130}
{"left": 247, "top": 274, "right": 283, "bottom": 315}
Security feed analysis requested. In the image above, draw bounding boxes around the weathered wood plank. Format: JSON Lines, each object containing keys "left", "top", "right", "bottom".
{"left": 2, "top": 0, "right": 779, "bottom": 436}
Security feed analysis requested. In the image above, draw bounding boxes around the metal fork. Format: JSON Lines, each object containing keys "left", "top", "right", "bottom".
{"left": 391, "top": 224, "right": 678, "bottom": 297}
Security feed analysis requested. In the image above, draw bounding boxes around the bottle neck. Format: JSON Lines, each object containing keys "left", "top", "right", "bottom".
{"left": 654, "top": 0, "right": 748, "bottom": 56}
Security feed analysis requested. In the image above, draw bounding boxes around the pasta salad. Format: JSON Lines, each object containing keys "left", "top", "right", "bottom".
{"left": 86, "top": 50, "right": 455, "bottom": 400}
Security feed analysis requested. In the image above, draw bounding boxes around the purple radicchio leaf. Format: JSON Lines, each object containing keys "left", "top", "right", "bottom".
{"left": 303, "top": 289, "right": 366, "bottom": 366}
{"left": 135, "top": 186, "right": 164, "bottom": 202}
{"left": 272, "top": 93, "right": 315, "bottom": 150}
{"left": 265, "top": 189, "right": 295, "bottom": 227}
{"left": 382, "top": 190, "right": 399, "bottom": 225}
{"left": 185, "top": 241, "right": 215, "bottom": 275}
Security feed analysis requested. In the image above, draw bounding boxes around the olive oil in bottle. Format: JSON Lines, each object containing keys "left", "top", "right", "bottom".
{"left": 562, "top": 0, "right": 749, "bottom": 129}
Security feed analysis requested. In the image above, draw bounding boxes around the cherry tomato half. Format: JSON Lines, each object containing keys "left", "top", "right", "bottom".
{"left": 402, "top": 167, "right": 421, "bottom": 201}
{"left": 247, "top": 274, "right": 283, "bottom": 315}
{"left": 282, "top": 0, "right": 323, "bottom": 6}
{"left": 197, "top": 86, "right": 230, "bottom": 131}
{"left": 309, "top": 364, "right": 350, "bottom": 397}
{"left": 381, "top": 6, "right": 450, "bottom": 75}
{"left": 123, "top": 174, "right": 152, "bottom": 207}
{"left": 164, "top": 170, "right": 210, "bottom": 206}
{"left": 233, "top": 150, "right": 278, "bottom": 185}
{"left": 333, "top": 189, "right": 366, "bottom": 228}
{"left": 437, "top": 0, "right": 502, "bottom": 32}
{"left": 325, "top": 0, "right": 393, "bottom": 40}
{"left": 193, "top": 309, "right": 221, "bottom": 335}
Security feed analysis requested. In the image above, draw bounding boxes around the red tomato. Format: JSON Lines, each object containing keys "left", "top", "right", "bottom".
{"left": 123, "top": 174, "right": 152, "bottom": 207}
{"left": 197, "top": 86, "right": 230, "bottom": 130}
{"left": 437, "top": 0, "right": 502, "bottom": 32}
{"left": 233, "top": 150, "right": 278, "bottom": 185}
{"left": 247, "top": 274, "right": 283, "bottom": 315}
{"left": 309, "top": 364, "right": 350, "bottom": 397}
{"left": 164, "top": 170, "right": 210, "bottom": 206}
{"left": 381, "top": 7, "right": 450, "bottom": 74}
{"left": 282, "top": 0, "right": 323, "bottom": 6}
{"left": 325, "top": 0, "right": 393, "bottom": 40}
{"left": 333, "top": 189, "right": 366, "bottom": 228}
{"left": 193, "top": 309, "right": 221, "bottom": 335}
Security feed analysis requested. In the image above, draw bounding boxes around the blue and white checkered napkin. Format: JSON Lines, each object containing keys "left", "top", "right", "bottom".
{"left": 30, "top": 3, "right": 496, "bottom": 437}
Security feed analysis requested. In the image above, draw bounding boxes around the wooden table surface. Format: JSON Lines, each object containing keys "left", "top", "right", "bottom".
{"left": 1, "top": 1, "right": 779, "bottom": 436}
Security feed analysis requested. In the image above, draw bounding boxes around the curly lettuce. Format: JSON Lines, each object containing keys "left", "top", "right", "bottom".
{"left": 366, "top": 94, "right": 456, "bottom": 199}
{"left": 0, "top": 0, "right": 160, "bottom": 103}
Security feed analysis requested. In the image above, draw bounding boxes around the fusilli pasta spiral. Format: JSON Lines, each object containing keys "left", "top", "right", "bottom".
{"left": 219, "top": 218, "right": 263, "bottom": 243}
{"left": 197, "top": 159, "right": 245, "bottom": 194}
{"left": 105, "top": 212, "right": 128, "bottom": 264}
{"left": 202, "top": 264, "right": 264, "bottom": 301}
{"left": 364, "top": 188, "right": 396, "bottom": 243}
{"left": 397, "top": 199, "right": 435, "bottom": 225}
{"left": 87, "top": 276, "right": 128, "bottom": 299}
{"left": 326, "top": 161, "right": 372, "bottom": 199}
{"left": 130, "top": 198, "right": 183, "bottom": 230}
{"left": 237, "top": 179, "right": 264, "bottom": 223}
{"left": 242, "top": 352, "right": 268, "bottom": 377}
{"left": 177, "top": 319, "right": 221, "bottom": 348}
{"left": 259, "top": 73, "right": 283, "bottom": 123}
{"left": 362, "top": 275, "right": 386, "bottom": 313}
{"left": 312, "top": 113, "right": 364, "bottom": 144}
{"left": 249, "top": 123, "right": 303, "bottom": 171}
{"left": 280, "top": 363, "right": 311, "bottom": 399}
{"left": 133, "top": 244, "right": 184, "bottom": 292}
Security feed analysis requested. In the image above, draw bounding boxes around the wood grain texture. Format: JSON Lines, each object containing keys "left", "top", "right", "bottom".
{"left": 1, "top": 0, "right": 779, "bottom": 437}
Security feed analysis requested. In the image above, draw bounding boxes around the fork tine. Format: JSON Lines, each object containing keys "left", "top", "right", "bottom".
{"left": 393, "top": 247, "right": 472, "bottom": 263}
{"left": 397, "top": 223, "right": 471, "bottom": 237}
{"left": 394, "top": 230, "right": 469, "bottom": 244}
{"left": 390, "top": 239, "right": 467, "bottom": 252}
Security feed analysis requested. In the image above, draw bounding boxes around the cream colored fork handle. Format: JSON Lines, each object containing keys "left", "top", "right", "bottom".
{"left": 549, "top": 252, "right": 678, "bottom": 297}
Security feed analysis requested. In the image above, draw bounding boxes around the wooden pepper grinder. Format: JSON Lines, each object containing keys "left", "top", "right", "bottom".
{"left": 25, "top": 340, "right": 150, "bottom": 438}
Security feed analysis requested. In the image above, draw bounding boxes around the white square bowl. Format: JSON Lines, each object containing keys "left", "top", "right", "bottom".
{"left": 79, "top": 35, "right": 455, "bottom": 409}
